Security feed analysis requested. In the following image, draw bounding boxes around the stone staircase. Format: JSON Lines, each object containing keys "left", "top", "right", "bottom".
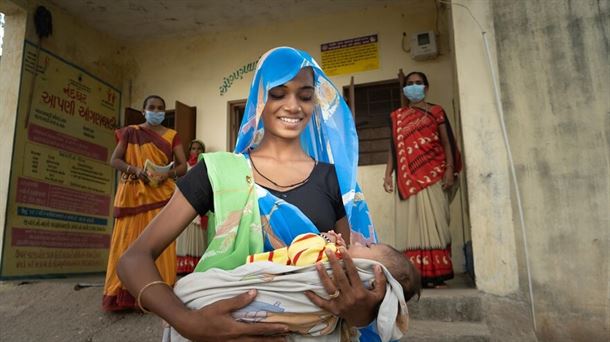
{"left": 400, "top": 274, "right": 537, "bottom": 342}
{"left": 402, "top": 288, "right": 491, "bottom": 341}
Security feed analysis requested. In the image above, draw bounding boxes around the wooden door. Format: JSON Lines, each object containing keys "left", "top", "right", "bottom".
{"left": 174, "top": 101, "right": 196, "bottom": 156}
{"left": 398, "top": 69, "right": 407, "bottom": 107}
{"left": 228, "top": 100, "right": 247, "bottom": 151}
{"left": 124, "top": 107, "right": 144, "bottom": 126}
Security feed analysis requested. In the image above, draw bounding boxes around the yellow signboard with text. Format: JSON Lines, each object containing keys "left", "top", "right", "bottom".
{"left": 0, "top": 41, "right": 120, "bottom": 278}
{"left": 321, "top": 34, "right": 379, "bottom": 76}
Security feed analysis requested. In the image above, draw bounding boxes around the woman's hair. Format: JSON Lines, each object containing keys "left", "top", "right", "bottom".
{"left": 142, "top": 95, "right": 166, "bottom": 109}
{"left": 189, "top": 139, "right": 206, "bottom": 153}
{"left": 303, "top": 66, "right": 315, "bottom": 80}
{"left": 405, "top": 71, "right": 429, "bottom": 87}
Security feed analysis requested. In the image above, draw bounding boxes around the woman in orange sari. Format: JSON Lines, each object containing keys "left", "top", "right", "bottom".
{"left": 102, "top": 95, "right": 187, "bottom": 311}
{"left": 383, "top": 72, "right": 462, "bottom": 288}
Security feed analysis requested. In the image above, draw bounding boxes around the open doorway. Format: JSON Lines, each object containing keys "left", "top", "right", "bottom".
{"left": 227, "top": 99, "right": 246, "bottom": 151}
{"left": 344, "top": 76, "right": 473, "bottom": 287}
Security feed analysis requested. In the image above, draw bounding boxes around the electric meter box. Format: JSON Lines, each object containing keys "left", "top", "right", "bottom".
{"left": 410, "top": 31, "right": 438, "bottom": 60}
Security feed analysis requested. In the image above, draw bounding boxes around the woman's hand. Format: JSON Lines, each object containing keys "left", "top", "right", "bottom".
{"left": 133, "top": 167, "right": 150, "bottom": 183}
{"left": 305, "top": 247, "right": 387, "bottom": 328}
{"left": 177, "top": 290, "right": 289, "bottom": 342}
{"left": 383, "top": 175, "right": 394, "bottom": 193}
{"left": 442, "top": 168, "right": 455, "bottom": 190}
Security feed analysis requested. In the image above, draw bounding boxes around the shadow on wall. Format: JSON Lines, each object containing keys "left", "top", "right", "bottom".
{"left": 1, "top": 12, "right": 5, "bottom": 57}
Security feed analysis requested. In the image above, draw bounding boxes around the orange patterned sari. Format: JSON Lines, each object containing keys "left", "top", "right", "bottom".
{"left": 102, "top": 125, "right": 179, "bottom": 311}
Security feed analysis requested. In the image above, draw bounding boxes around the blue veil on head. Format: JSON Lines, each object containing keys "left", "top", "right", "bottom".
{"left": 234, "top": 47, "right": 377, "bottom": 249}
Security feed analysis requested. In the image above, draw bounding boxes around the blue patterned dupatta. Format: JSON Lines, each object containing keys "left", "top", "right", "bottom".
{"left": 234, "top": 47, "right": 377, "bottom": 250}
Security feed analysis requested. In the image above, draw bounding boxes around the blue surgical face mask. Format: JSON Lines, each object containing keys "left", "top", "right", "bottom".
{"left": 403, "top": 84, "right": 426, "bottom": 103}
{"left": 145, "top": 111, "right": 165, "bottom": 126}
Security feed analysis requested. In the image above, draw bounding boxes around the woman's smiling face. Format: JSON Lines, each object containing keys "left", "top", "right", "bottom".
{"left": 261, "top": 67, "right": 315, "bottom": 141}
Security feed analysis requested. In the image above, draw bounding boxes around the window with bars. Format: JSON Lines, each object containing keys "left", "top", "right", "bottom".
{"left": 344, "top": 79, "right": 402, "bottom": 165}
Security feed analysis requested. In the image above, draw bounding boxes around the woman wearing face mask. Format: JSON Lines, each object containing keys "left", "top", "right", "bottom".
{"left": 102, "top": 95, "right": 187, "bottom": 311}
{"left": 383, "top": 72, "right": 462, "bottom": 289}
{"left": 176, "top": 139, "right": 208, "bottom": 274}
{"left": 116, "top": 48, "right": 387, "bottom": 341}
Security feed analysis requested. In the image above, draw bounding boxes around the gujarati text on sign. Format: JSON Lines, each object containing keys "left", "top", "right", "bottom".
{"left": 0, "top": 41, "right": 120, "bottom": 278}
{"left": 321, "top": 34, "right": 379, "bottom": 76}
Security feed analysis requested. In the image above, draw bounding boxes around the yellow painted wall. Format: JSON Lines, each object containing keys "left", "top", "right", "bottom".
{"left": 0, "top": 0, "right": 125, "bottom": 263}
{"left": 454, "top": 0, "right": 609, "bottom": 340}
{"left": 126, "top": 1, "right": 468, "bottom": 270}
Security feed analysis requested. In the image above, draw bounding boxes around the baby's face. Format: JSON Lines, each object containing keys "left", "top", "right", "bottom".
{"left": 346, "top": 242, "right": 388, "bottom": 261}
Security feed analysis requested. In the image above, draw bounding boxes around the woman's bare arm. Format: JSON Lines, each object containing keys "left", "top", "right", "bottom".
{"left": 117, "top": 189, "right": 288, "bottom": 340}
{"left": 383, "top": 150, "right": 394, "bottom": 193}
{"left": 111, "top": 139, "right": 149, "bottom": 182}
{"left": 171, "top": 144, "right": 188, "bottom": 177}
{"left": 334, "top": 217, "right": 350, "bottom": 246}
{"left": 438, "top": 123, "right": 455, "bottom": 189}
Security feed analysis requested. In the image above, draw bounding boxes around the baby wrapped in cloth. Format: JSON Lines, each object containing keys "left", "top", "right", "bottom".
{"left": 164, "top": 234, "right": 409, "bottom": 342}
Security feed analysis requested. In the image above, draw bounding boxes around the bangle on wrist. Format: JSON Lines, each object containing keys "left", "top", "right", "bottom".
{"left": 137, "top": 280, "right": 170, "bottom": 313}
{"left": 126, "top": 165, "right": 131, "bottom": 174}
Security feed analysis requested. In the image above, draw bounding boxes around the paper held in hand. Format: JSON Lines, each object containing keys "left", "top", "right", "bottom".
{"left": 144, "top": 159, "right": 174, "bottom": 187}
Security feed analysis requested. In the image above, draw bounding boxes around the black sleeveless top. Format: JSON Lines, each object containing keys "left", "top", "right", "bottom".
{"left": 177, "top": 159, "right": 346, "bottom": 233}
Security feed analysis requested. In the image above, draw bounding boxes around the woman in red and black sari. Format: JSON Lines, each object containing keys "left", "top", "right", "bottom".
{"left": 383, "top": 72, "right": 462, "bottom": 288}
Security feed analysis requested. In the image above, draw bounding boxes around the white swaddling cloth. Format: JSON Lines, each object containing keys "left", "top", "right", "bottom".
{"left": 163, "top": 259, "right": 408, "bottom": 342}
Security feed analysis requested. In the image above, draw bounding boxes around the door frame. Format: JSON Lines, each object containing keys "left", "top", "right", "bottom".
{"left": 227, "top": 99, "right": 247, "bottom": 151}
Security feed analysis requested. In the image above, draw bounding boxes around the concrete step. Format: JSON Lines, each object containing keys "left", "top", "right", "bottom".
{"left": 401, "top": 320, "right": 491, "bottom": 342}
{"left": 408, "top": 288, "right": 483, "bottom": 322}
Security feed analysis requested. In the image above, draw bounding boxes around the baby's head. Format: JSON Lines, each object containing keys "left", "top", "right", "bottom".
{"left": 347, "top": 243, "right": 421, "bottom": 302}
